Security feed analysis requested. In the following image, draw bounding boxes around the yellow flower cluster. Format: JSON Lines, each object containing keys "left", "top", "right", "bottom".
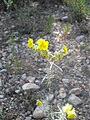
{"left": 36, "top": 99, "right": 43, "bottom": 106}
{"left": 37, "top": 39, "right": 49, "bottom": 51}
{"left": 28, "top": 38, "right": 34, "bottom": 48}
{"left": 62, "top": 103, "right": 77, "bottom": 119}
{"left": 28, "top": 38, "right": 49, "bottom": 51}
{"left": 27, "top": 38, "right": 68, "bottom": 61}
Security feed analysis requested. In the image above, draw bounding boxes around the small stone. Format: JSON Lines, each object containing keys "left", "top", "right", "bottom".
{"left": 62, "top": 78, "right": 70, "bottom": 84}
{"left": 61, "top": 16, "right": 68, "bottom": 22}
{"left": 75, "top": 35, "right": 85, "bottom": 42}
{"left": 68, "top": 94, "right": 82, "bottom": 106}
{"left": 0, "top": 63, "right": 3, "bottom": 69}
{"left": 25, "top": 116, "right": 31, "bottom": 120}
{"left": 16, "top": 118, "right": 21, "bottom": 120}
{"left": 21, "top": 73, "right": 27, "bottom": 80}
{"left": 0, "top": 38, "right": 2, "bottom": 41}
{"left": 58, "top": 88, "right": 66, "bottom": 99}
{"left": 0, "top": 95, "right": 4, "bottom": 99}
{"left": 33, "top": 106, "right": 46, "bottom": 119}
{"left": 35, "top": 80, "right": 41, "bottom": 85}
{"left": 27, "top": 76, "right": 35, "bottom": 83}
{"left": 48, "top": 94, "right": 55, "bottom": 102}
{"left": 86, "top": 59, "right": 90, "bottom": 64}
{"left": 0, "top": 69, "right": 7, "bottom": 73}
{"left": 15, "top": 89, "right": 21, "bottom": 94}
{"left": 0, "top": 79, "right": 2, "bottom": 87}
{"left": 22, "top": 83, "right": 40, "bottom": 90}
{"left": 69, "top": 88, "right": 82, "bottom": 95}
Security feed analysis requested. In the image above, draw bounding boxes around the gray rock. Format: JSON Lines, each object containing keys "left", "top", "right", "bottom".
{"left": 25, "top": 116, "right": 32, "bottom": 120}
{"left": 68, "top": 94, "right": 82, "bottom": 106}
{"left": 21, "top": 73, "right": 27, "bottom": 80}
{"left": 22, "top": 83, "right": 40, "bottom": 91}
{"left": 75, "top": 35, "right": 85, "bottom": 42}
{"left": 0, "top": 63, "right": 3, "bottom": 69}
{"left": 33, "top": 106, "right": 46, "bottom": 119}
{"left": 69, "top": 88, "right": 82, "bottom": 95}
{"left": 58, "top": 88, "right": 66, "bottom": 99}
{"left": 0, "top": 95, "right": 4, "bottom": 99}
{"left": 61, "top": 16, "right": 68, "bottom": 22}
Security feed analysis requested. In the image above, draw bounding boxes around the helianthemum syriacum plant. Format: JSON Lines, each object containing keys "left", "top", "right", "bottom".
{"left": 28, "top": 38, "right": 77, "bottom": 120}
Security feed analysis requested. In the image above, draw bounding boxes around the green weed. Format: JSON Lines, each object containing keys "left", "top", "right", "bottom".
{"left": 44, "top": 14, "right": 54, "bottom": 34}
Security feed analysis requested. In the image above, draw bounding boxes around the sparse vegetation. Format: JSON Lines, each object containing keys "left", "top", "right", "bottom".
{"left": 64, "top": 0, "right": 88, "bottom": 21}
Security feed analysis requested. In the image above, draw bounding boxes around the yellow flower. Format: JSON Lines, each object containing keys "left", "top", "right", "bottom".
{"left": 37, "top": 39, "right": 49, "bottom": 50}
{"left": 67, "top": 108, "right": 77, "bottom": 119}
{"left": 62, "top": 103, "right": 72, "bottom": 113}
{"left": 36, "top": 99, "right": 43, "bottom": 106}
{"left": 62, "top": 103, "right": 77, "bottom": 119}
{"left": 28, "top": 38, "right": 34, "bottom": 48}
{"left": 63, "top": 45, "right": 68, "bottom": 54}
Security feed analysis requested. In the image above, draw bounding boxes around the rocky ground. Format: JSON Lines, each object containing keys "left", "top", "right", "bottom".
{"left": 0, "top": 1, "right": 90, "bottom": 120}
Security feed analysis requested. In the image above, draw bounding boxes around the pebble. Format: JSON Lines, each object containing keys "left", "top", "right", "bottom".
{"left": 69, "top": 88, "right": 82, "bottom": 95}
{"left": 75, "top": 35, "right": 85, "bottom": 42}
{"left": 58, "top": 88, "right": 66, "bottom": 99}
{"left": 35, "top": 80, "right": 41, "bottom": 85}
{"left": 62, "top": 78, "right": 70, "bottom": 84}
{"left": 0, "top": 69, "right": 7, "bottom": 73}
{"left": 21, "top": 73, "right": 27, "bottom": 80}
{"left": 22, "top": 83, "right": 40, "bottom": 90}
{"left": 15, "top": 89, "right": 21, "bottom": 94}
{"left": 0, "top": 63, "right": 3, "bottom": 69}
{"left": 0, "top": 38, "right": 2, "bottom": 41}
{"left": 26, "top": 76, "right": 35, "bottom": 83}
{"left": 33, "top": 106, "right": 46, "bottom": 119}
{"left": 48, "top": 94, "right": 55, "bottom": 102}
{"left": 25, "top": 116, "right": 32, "bottom": 120}
{"left": 61, "top": 16, "right": 68, "bottom": 22}
{"left": 0, "top": 79, "right": 2, "bottom": 87}
{"left": 0, "top": 94, "right": 4, "bottom": 99}
{"left": 68, "top": 94, "right": 82, "bottom": 106}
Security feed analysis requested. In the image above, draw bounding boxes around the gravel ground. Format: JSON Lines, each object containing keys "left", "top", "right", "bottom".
{"left": 0, "top": 1, "right": 90, "bottom": 120}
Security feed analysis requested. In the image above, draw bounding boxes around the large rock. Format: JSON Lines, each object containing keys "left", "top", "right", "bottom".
{"left": 68, "top": 94, "right": 82, "bottom": 106}
{"left": 22, "top": 83, "right": 40, "bottom": 90}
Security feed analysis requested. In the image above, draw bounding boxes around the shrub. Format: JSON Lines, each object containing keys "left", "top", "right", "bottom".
{"left": 64, "top": 0, "right": 88, "bottom": 22}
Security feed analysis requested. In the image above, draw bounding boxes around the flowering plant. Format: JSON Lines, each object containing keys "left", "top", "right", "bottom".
{"left": 28, "top": 38, "right": 68, "bottom": 61}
